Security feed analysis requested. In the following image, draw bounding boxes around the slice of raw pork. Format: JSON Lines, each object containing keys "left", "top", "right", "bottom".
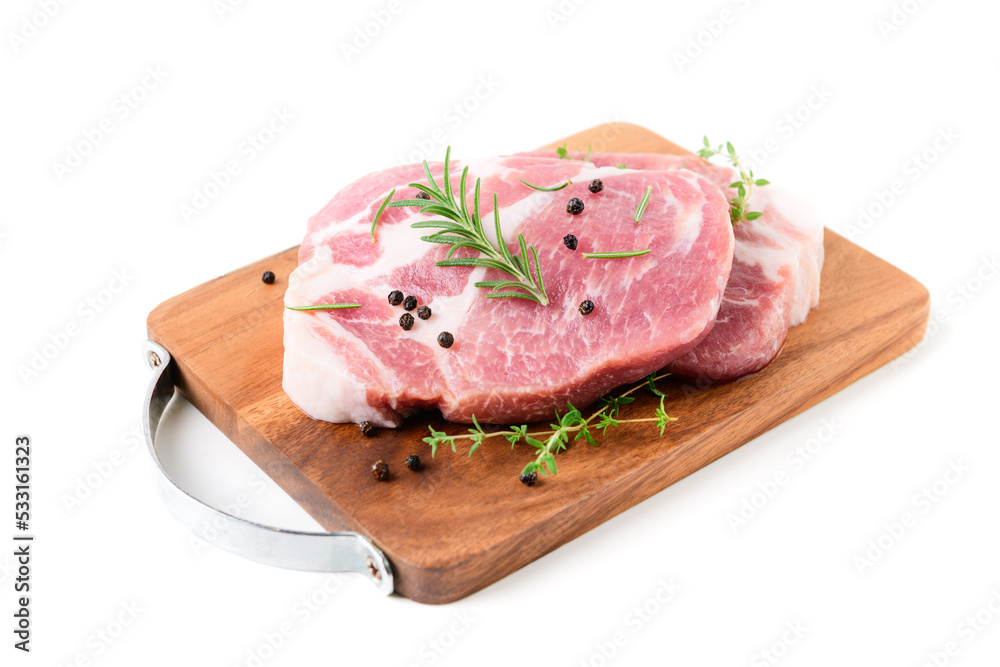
{"left": 520, "top": 150, "right": 825, "bottom": 382}
{"left": 283, "top": 155, "right": 734, "bottom": 426}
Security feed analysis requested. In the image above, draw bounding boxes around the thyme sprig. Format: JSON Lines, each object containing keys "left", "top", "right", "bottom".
{"left": 387, "top": 147, "right": 549, "bottom": 305}
{"left": 697, "top": 137, "right": 769, "bottom": 225}
{"left": 423, "top": 373, "right": 677, "bottom": 479}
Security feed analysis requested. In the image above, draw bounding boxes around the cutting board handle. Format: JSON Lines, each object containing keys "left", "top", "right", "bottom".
{"left": 140, "top": 340, "right": 394, "bottom": 595}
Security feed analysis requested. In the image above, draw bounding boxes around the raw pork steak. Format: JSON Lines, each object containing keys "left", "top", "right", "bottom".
{"left": 283, "top": 155, "right": 734, "bottom": 426}
{"left": 521, "top": 150, "right": 825, "bottom": 382}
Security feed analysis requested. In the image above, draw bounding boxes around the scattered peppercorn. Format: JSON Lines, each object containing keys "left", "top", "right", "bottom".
{"left": 579, "top": 300, "right": 595, "bottom": 315}
{"left": 403, "top": 295, "right": 418, "bottom": 311}
{"left": 567, "top": 198, "right": 585, "bottom": 215}
{"left": 589, "top": 179, "right": 604, "bottom": 193}
{"left": 417, "top": 305, "right": 432, "bottom": 320}
{"left": 405, "top": 455, "right": 421, "bottom": 471}
{"left": 519, "top": 471, "right": 538, "bottom": 486}
{"left": 388, "top": 290, "right": 404, "bottom": 306}
{"left": 416, "top": 192, "right": 431, "bottom": 200}
{"left": 437, "top": 331, "right": 454, "bottom": 348}
{"left": 399, "top": 313, "right": 415, "bottom": 330}
{"left": 261, "top": 271, "right": 275, "bottom": 284}
{"left": 371, "top": 460, "right": 390, "bottom": 481}
{"left": 563, "top": 234, "right": 578, "bottom": 250}
{"left": 359, "top": 421, "right": 377, "bottom": 437}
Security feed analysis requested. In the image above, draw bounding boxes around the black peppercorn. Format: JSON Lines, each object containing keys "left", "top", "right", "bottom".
{"left": 371, "top": 460, "right": 390, "bottom": 481}
{"left": 567, "top": 198, "right": 584, "bottom": 215}
{"left": 399, "top": 313, "right": 415, "bottom": 330}
{"left": 405, "top": 455, "right": 421, "bottom": 471}
{"left": 579, "top": 300, "right": 595, "bottom": 315}
{"left": 261, "top": 271, "right": 275, "bottom": 284}
{"left": 519, "top": 471, "right": 538, "bottom": 486}
{"left": 417, "top": 305, "right": 432, "bottom": 320}
{"left": 589, "top": 179, "right": 604, "bottom": 193}
{"left": 416, "top": 192, "right": 431, "bottom": 200}
{"left": 388, "top": 290, "right": 404, "bottom": 306}
{"left": 359, "top": 421, "right": 377, "bottom": 437}
{"left": 403, "top": 295, "right": 418, "bottom": 311}
{"left": 563, "top": 234, "right": 578, "bottom": 250}
{"left": 437, "top": 331, "right": 454, "bottom": 348}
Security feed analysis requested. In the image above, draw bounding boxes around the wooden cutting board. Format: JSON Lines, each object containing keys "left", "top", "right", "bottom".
{"left": 146, "top": 123, "right": 929, "bottom": 604}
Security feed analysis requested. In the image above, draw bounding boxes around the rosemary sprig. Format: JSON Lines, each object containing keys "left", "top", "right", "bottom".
{"left": 387, "top": 147, "right": 550, "bottom": 305}
{"left": 634, "top": 185, "right": 653, "bottom": 223}
{"left": 697, "top": 137, "right": 769, "bottom": 225}
{"left": 370, "top": 188, "right": 395, "bottom": 243}
{"left": 423, "top": 373, "right": 678, "bottom": 479}
{"left": 582, "top": 249, "right": 650, "bottom": 259}
{"left": 286, "top": 303, "right": 362, "bottom": 311}
{"left": 520, "top": 178, "right": 571, "bottom": 192}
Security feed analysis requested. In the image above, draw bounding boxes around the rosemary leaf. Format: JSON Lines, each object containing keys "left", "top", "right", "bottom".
{"left": 582, "top": 249, "right": 651, "bottom": 259}
{"left": 370, "top": 189, "right": 396, "bottom": 243}
{"left": 520, "top": 178, "right": 572, "bottom": 192}
{"left": 285, "top": 303, "right": 362, "bottom": 311}
{"left": 634, "top": 185, "right": 653, "bottom": 224}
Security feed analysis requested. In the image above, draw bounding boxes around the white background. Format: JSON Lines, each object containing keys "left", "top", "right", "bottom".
{"left": 2, "top": 0, "right": 999, "bottom": 665}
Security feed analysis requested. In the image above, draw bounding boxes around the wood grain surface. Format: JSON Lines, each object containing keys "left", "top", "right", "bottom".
{"left": 146, "top": 123, "right": 930, "bottom": 604}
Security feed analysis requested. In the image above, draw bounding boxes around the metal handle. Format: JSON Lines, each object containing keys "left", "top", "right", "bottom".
{"left": 141, "top": 340, "right": 393, "bottom": 595}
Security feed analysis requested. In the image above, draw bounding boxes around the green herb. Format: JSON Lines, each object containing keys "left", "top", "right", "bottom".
{"left": 423, "top": 373, "right": 677, "bottom": 478}
{"left": 388, "top": 147, "right": 549, "bottom": 305}
{"left": 286, "top": 303, "right": 362, "bottom": 311}
{"left": 581, "top": 249, "right": 651, "bottom": 259}
{"left": 520, "top": 178, "right": 572, "bottom": 192}
{"left": 370, "top": 188, "right": 396, "bottom": 243}
{"left": 555, "top": 143, "right": 593, "bottom": 162}
{"left": 615, "top": 163, "right": 627, "bottom": 169}
{"left": 697, "top": 137, "right": 770, "bottom": 225}
{"left": 634, "top": 185, "right": 653, "bottom": 223}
